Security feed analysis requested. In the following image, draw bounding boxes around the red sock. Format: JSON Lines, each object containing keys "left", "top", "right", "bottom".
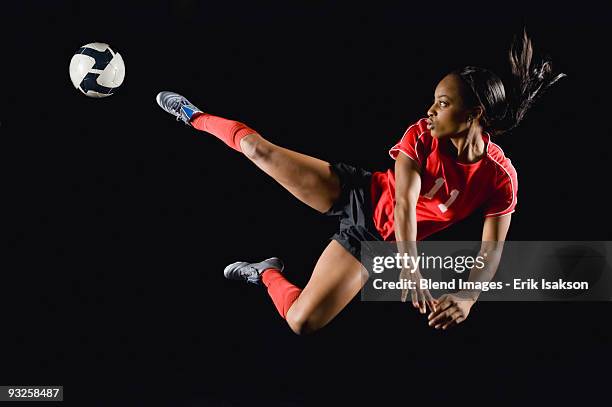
{"left": 190, "top": 113, "right": 258, "bottom": 152}
{"left": 261, "top": 269, "right": 302, "bottom": 319}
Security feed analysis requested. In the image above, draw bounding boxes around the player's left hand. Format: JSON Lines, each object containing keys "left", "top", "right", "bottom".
{"left": 427, "top": 292, "right": 476, "bottom": 330}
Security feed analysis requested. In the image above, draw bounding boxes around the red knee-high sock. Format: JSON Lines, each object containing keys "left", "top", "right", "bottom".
{"left": 261, "top": 269, "right": 302, "bottom": 319}
{"left": 190, "top": 113, "right": 258, "bottom": 152}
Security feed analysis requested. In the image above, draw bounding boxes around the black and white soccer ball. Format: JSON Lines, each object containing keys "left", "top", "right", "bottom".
{"left": 69, "top": 42, "right": 125, "bottom": 98}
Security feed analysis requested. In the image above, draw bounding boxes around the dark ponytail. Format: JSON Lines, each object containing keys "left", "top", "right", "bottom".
{"left": 453, "top": 27, "right": 566, "bottom": 136}
{"left": 505, "top": 28, "right": 567, "bottom": 134}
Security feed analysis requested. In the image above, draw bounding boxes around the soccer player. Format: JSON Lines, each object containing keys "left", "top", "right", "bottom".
{"left": 156, "top": 29, "right": 565, "bottom": 334}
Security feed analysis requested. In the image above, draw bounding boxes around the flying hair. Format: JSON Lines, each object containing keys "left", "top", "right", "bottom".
{"left": 452, "top": 27, "right": 567, "bottom": 136}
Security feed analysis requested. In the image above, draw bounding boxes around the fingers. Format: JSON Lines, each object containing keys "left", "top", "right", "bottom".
{"left": 400, "top": 279, "right": 436, "bottom": 315}
{"left": 418, "top": 290, "right": 426, "bottom": 314}
{"left": 422, "top": 289, "right": 438, "bottom": 313}
{"left": 438, "top": 313, "right": 464, "bottom": 330}
{"left": 429, "top": 307, "right": 466, "bottom": 330}
{"left": 428, "top": 295, "right": 452, "bottom": 320}
{"left": 399, "top": 272, "right": 410, "bottom": 302}
{"left": 425, "top": 290, "right": 437, "bottom": 313}
{"left": 411, "top": 289, "right": 429, "bottom": 314}
{"left": 424, "top": 294, "right": 471, "bottom": 330}
{"left": 401, "top": 287, "right": 408, "bottom": 303}
{"left": 428, "top": 297, "right": 456, "bottom": 327}
{"left": 417, "top": 289, "right": 435, "bottom": 314}
{"left": 441, "top": 310, "right": 463, "bottom": 330}
{"left": 428, "top": 308, "right": 453, "bottom": 328}
{"left": 440, "top": 319, "right": 456, "bottom": 330}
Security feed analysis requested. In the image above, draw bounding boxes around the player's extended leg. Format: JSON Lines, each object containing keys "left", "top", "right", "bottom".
{"left": 224, "top": 240, "right": 368, "bottom": 335}
{"left": 238, "top": 134, "right": 340, "bottom": 213}
{"left": 156, "top": 91, "right": 340, "bottom": 213}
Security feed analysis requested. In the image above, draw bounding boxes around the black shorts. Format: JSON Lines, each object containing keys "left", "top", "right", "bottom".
{"left": 324, "top": 162, "right": 385, "bottom": 263}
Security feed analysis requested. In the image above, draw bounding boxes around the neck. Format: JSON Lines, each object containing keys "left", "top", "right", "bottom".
{"left": 448, "top": 124, "right": 486, "bottom": 163}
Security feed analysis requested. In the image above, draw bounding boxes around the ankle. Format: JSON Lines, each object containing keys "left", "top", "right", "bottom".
{"left": 261, "top": 268, "right": 283, "bottom": 287}
{"left": 189, "top": 111, "right": 206, "bottom": 123}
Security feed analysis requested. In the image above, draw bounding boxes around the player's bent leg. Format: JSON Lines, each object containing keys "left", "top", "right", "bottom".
{"left": 239, "top": 134, "right": 341, "bottom": 213}
{"left": 285, "top": 240, "right": 368, "bottom": 335}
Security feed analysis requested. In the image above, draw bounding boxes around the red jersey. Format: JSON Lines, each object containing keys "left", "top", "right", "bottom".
{"left": 370, "top": 118, "right": 518, "bottom": 241}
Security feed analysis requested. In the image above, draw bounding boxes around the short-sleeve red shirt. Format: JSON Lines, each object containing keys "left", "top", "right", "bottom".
{"left": 370, "top": 118, "right": 518, "bottom": 241}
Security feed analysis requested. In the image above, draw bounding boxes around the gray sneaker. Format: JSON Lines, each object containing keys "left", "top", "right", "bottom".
{"left": 156, "top": 91, "right": 203, "bottom": 125}
{"left": 223, "top": 257, "right": 285, "bottom": 285}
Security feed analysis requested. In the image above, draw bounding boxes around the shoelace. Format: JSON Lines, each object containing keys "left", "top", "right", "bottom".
{"left": 172, "top": 98, "right": 186, "bottom": 121}
{"left": 162, "top": 95, "right": 184, "bottom": 121}
{"left": 243, "top": 266, "right": 260, "bottom": 284}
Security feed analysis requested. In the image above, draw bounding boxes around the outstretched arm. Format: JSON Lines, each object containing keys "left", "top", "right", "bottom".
{"left": 427, "top": 214, "right": 512, "bottom": 329}
{"left": 394, "top": 153, "right": 436, "bottom": 313}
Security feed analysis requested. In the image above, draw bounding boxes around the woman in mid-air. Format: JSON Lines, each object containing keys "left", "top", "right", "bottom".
{"left": 156, "top": 29, "right": 565, "bottom": 334}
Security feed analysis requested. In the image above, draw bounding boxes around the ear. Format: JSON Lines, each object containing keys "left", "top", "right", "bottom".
{"left": 471, "top": 106, "right": 484, "bottom": 121}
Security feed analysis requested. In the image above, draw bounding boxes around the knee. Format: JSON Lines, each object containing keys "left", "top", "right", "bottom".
{"left": 286, "top": 308, "right": 321, "bottom": 336}
{"left": 240, "top": 134, "right": 272, "bottom": 161}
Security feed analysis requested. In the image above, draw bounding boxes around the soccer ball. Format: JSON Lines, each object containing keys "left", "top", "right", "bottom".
{"left": 69, "top": 42, "right": 125, "bottom": 98}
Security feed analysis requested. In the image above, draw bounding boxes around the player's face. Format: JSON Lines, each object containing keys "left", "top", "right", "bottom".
{"left": 426, "top": 74, "right": 474, "bottom": 139}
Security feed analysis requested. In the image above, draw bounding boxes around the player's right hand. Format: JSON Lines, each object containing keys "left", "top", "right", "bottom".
{"left": 399, "top": 267, "right": 437, "bottom": 314}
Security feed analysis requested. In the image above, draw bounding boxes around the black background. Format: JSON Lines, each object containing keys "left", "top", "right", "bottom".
{"left": 2, "top": 1, "right": 611, "bottom": 406}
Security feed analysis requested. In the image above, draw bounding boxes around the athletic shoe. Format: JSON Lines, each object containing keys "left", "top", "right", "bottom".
{"left": 223, "top": 257, "right": 284, "bottom": 285}
{"left": 156, "top": 91, "right": 203, "bottom": 126}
